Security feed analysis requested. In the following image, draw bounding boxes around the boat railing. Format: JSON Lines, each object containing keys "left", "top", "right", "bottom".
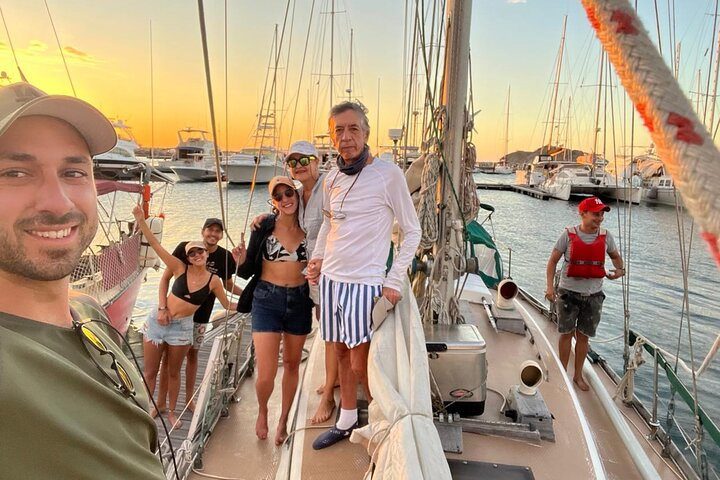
{"left": 159, "top": 311, "right": 254, "bottom": 479}
{"left": 69, "top": 233, "right": 143, "bottom": 304}
{"left": 624, "top": 330, "right": 719, "bottom": 480}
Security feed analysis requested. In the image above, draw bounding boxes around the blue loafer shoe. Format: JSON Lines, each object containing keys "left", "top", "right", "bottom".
{"left": 312, "top": 422, "right": 358, "bottom": 450}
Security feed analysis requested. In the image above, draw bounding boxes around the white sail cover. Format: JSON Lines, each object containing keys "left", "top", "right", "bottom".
{"left": 350, "top": 279, "right": 451, "bottom": 479}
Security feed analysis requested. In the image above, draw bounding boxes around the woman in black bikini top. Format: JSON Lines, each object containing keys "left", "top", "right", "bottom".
{"left": 132, "top": 206, "right": 237, "bottom": 427}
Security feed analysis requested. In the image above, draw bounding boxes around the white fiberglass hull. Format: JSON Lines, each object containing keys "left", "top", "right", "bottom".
{"left": 603, "top": 186, "right": 642, "bottom": 204}
{"left": 539, "top": 180, "right": 571, "bottom": 200}
{"left": 225, "top": 162, "right": 282, "bottom": 184}
{"left": 170, "top": 166, "right": 222, "bottom": 182}
{"left": 643, "top": 186, "right": 684, "bottom": 207}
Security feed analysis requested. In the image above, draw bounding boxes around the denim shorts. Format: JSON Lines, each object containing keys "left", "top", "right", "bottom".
{"left": 251, "top": 280, "right": 313, "bottom": 335}
{"left": 144, "top": 308, "right": 194, "bottom": 346}
{"left": 556, "top": 288, "right": 605, "bottom": 337}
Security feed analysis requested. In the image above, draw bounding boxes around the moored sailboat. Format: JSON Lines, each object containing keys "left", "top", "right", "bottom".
{"left": 71, "top": 138, "right": 174, "bottom": 336}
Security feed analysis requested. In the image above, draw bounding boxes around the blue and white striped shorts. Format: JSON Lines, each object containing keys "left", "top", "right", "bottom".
{"left": 319, "top": 275, "right": 382, "bottom": 348}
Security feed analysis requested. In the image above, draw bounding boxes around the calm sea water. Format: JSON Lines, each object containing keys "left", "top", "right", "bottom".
{"left": 132, "top": 174, "right": 719, "bottom": 468}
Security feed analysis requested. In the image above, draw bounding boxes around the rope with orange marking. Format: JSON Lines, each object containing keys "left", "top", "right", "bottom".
{"left": 581, "top": 0, "right": 720, "bottom": 267}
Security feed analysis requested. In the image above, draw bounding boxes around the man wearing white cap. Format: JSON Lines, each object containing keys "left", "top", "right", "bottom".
{"left": 545, "top": 196, "right": 625, "bottom": 392}
{"left": 0, "top": 83, "right": 164, "bottom": 478}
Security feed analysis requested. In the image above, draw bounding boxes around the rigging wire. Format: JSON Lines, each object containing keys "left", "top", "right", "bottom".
{"left": 603, "top": 55, "right": 634, "bottom": 378}
{"left": 196, "top": 0, "right": 230, "bottom": 245}
{"left": 285, "top": 0, "right": 317, "bottom": 144}
{"left": 0, "top": 7, "right": 28, "bottom": 82}
{"left": 43, "top": 0, "right": 76, "bottom": 96}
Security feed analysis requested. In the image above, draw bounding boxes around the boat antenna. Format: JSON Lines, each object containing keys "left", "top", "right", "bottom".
{"left": 43, "top": 0, "right": 76, "bottom": 96}
{"left": 0, "top": 6, "right": 28, "bottom": 82}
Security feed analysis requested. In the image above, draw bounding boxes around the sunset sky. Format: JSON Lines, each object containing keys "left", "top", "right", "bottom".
{"left": 0, "top": 0, "right": 716, "bottom": 160}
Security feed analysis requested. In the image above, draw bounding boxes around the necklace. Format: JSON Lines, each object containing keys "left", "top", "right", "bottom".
{"left": 324, "top": 169, "right": 362, "bottom": 220}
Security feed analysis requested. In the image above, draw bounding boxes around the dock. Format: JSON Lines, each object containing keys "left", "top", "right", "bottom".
{"left": 476, "top": 182, "right": 550, "bottom": 200}
{"left": 127, "top": 314, "right": 254, "bottom": 478}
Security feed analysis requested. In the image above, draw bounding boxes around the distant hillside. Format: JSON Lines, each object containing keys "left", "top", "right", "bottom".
{"left": 501, "top": 146, "right": 587, "bottom": 168}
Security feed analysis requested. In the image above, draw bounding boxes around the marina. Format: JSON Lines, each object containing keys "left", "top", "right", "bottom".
{"left": 2, "top": 0, "right": 719, "bottom": 479}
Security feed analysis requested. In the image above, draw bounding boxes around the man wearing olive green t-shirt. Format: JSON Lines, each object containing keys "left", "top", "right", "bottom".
{"left": 0, "top": 82, "right": 164, "bottom": 479}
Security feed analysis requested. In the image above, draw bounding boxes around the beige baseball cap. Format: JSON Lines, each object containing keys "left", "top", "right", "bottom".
{"left": 185, "top": 241, "right": 208, "bottom": 254}
{"left": 268, "top": 175, "right": 296, "bottom": 194}
{"left": 0, "top": 82, "right": 116, "bottom": 156}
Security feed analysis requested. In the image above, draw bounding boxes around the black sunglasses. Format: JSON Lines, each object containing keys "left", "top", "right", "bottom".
{"left": 286, "top": 155, "right": 315, "bottom": 168}
{"left": 187, "top": 248, "right": 206, "bottom": 258}
{"left": 72, "top": 320, "right": 136, "bottom": 398}
{"left": 272, "top": 188, "right": 296, "bottom": 202}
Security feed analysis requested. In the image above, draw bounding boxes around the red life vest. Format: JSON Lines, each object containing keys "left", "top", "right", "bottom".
{"left": 566, "top": 227, "right": 607, "bottom": 278}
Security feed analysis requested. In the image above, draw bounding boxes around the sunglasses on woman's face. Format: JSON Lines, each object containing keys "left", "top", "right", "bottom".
{"left": 286, "top": 155, "right": 315, "bottom": 168}
{"left": 272, "top": 188, "right": 295, "bottom": 202}
{"left": 187, "top": 249, "right": 205, "bottom": 258}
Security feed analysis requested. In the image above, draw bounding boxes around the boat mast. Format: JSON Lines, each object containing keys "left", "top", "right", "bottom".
{"left": 436, "top": 0, "right": 472, "bottom": 316}
{"left": 504, "top": 85, "right": 511, "bottom": 163}
{"left": 150, "top": 20, "right": 155, "bottom": 162}
{"left": 546, "top": 15, "right": 567, "bottom": 153}
{"left": 591, "top": 47, "right": 605, "bottom": 171}
{"left": 330, "top": 0, "right": 335, "bottom": 110}
{"left": 346, "top": 28, "right": 353, "bottom": 100}
{"left": 709, "top": 24, "right": 720, "bottom": 132}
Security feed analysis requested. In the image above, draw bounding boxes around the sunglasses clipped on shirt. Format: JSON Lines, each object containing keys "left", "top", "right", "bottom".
{"left": 272, "top": 188, "right": 296, "bottom": 202}
{"left": 72, "top": 320, "right": 136, "bottom": 398}
{"left": 286, "top": 155, "right": 315, "bottom": 168}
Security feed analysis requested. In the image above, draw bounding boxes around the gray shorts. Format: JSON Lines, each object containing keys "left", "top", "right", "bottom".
{"left": 556, "top": 288, "right": 605, "bottom": 337}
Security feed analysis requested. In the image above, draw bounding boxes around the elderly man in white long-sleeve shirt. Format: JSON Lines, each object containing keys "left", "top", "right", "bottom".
{"left": 306, "top": 102, "right": 421, "bottom": 450}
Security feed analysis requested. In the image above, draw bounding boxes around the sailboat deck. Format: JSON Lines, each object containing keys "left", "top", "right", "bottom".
{"left": 182, "top": 292, "right": 685, "bottom": 480}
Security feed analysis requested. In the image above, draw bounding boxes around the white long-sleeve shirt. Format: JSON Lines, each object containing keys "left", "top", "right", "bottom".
{"left": 312, "top": 159, "right": 421, "bottom": 291}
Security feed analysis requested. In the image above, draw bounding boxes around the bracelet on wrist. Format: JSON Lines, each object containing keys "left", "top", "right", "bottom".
{"left": 158, "top": 307, "right": 167, "bottom": 311}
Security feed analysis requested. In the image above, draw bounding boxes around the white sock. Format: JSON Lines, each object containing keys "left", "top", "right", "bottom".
{"left": 336, "top": 408, "right": 357, "bottom": 430}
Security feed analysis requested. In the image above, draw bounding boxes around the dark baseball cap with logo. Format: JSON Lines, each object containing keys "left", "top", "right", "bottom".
{"left": 203, "top": 218, "right": 224, "bottom": 231}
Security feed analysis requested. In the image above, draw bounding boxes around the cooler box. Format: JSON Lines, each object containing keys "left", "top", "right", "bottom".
{"left": 424, "top": 323, "right": 487, "bottom": 416}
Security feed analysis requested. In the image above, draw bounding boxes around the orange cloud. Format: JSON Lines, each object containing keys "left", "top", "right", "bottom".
{"left": 62, "top": 45, "right": 99, "bottom": 63}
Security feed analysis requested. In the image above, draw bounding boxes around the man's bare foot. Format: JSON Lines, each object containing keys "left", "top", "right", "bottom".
{"left": 186, "top": 400, "right": 196, "bottom": 413}
{"left": 573, "top": 377, "right": 590, "bottom": 391}
{"left": 256, "top": 412, "right": 268, "bottom": 440}
{"left": 275, "top": 423, "right": 288, "bottom": 446}
{"left": 168, "top": 410, "right": 183, "bottom": 429}
{"left": 311, "top": 398, "right": 336, "bottom": 424}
